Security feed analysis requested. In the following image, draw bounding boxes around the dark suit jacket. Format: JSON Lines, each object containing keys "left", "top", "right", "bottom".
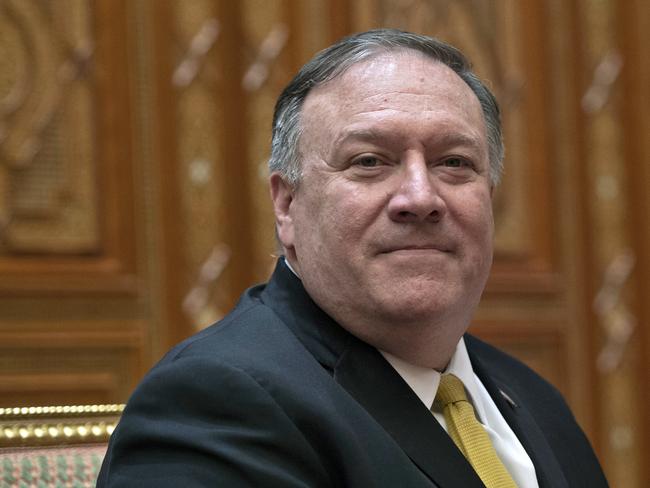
{"left": 98, "top": 260, "right": 608, "bottom": 487}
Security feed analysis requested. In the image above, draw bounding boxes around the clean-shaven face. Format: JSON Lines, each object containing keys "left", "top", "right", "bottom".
{"left": 273, "top": 50, "right": 494, "bottom": 367}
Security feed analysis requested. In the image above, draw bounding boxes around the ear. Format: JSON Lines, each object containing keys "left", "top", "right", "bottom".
{"left": 270, "top": 173, "right": 296, "bottom": 252}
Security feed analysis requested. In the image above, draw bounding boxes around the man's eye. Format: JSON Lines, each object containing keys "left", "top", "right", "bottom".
{"left": 355, "top": 156, "right": 381, "bottom": 168}
{"left": 443, "top": 157, "right": 467, "bottom": 168}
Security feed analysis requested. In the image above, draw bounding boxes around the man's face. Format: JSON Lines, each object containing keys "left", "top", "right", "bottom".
{"left": 272, "top": 51, "right": 494, "bottom": 362}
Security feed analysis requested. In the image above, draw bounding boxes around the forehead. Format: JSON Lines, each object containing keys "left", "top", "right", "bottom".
{"left": 300, "top": 50, "right": 485, "bottom": 146}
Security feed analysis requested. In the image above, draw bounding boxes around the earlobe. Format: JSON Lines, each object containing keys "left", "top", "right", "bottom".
{"left": 269, "top": 173, "right": 295, "bottom": 249}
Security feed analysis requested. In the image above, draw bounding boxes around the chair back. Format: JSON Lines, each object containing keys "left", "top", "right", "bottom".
{"left": 0, "top": 404, "right": 124, "bottom": 487}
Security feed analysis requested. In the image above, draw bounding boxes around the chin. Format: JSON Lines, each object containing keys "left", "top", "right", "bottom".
{"left": 373, "top": 296, "right": 456, "bottom": 324}
{"left": 375, "top": 276, "right": 481, "bottom": 317}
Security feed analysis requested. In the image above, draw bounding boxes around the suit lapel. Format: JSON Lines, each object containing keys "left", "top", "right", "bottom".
{"left": 469, "top": 347, "right": 569, "bottom": 488}
{"left": 334, "top": 339, "right": 485, "bottom": 488}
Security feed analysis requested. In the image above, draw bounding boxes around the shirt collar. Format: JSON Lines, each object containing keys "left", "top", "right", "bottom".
{"left": 283, "top": 257, "right": 300, "bottom": 278}
{"left": 381, "top": 337, "right": 488, "bottom": 423}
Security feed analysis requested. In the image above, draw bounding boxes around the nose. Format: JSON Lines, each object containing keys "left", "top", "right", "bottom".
{"left": 386, "top": 157, "right": 446, "bottom": 223}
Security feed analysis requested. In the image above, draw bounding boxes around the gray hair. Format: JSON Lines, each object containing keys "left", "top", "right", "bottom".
{"left": 269, "top": 29, "right": 504, "bottom": 187}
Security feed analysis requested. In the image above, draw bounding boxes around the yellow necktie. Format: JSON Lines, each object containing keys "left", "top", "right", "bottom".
{"left": 434, "top": 374, "right": 518, "bottom": 488}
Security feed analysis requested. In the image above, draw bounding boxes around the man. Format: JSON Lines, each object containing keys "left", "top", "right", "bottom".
{"left": 98, "top": 30, "right": 608, "bottom": 487}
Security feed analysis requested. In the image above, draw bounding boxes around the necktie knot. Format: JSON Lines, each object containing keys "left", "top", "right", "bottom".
{"left": 435, "top": 374, "right": 468, "bottom": 406}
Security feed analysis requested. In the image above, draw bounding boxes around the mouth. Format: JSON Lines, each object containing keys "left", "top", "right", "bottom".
{"left": 380, "top": 245, "right": 452, "bottom": 255}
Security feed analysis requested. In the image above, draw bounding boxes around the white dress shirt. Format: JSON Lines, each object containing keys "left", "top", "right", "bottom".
{"left": 381, "top": 339, "right": 539, "bottom": 488}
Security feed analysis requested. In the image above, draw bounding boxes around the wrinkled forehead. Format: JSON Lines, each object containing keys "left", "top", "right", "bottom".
{"left": 298, "top": 51, "right": 485, "bottom": 146}
{"left": 303, "top": 50, "right": 480, "bottom": 116}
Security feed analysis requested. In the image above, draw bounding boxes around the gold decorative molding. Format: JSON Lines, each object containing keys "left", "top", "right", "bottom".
{"left": 0, "top": 404, "right": 124, "bottom": 447}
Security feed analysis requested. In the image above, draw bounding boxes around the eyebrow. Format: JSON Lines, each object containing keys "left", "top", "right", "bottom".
{"left": 429, "top": 132, "right": 484, "bottom": 151}
{"left": 333, "top": 129, "right": 386, "bottom": 146}
{"left": 334, "top": 128, "right": 484, "bottom": 152}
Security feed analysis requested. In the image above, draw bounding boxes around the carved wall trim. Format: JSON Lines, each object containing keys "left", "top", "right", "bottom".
{"left": 0, "top": 0, "right": 138, "bottom": 296}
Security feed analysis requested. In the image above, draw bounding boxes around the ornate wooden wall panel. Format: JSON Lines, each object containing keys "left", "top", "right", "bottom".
{"left": 0, "top": 0, "right": 146, "bottom": 407}
{"left": 0, "top": 0, "right": 137, "bottom": 294}
{"left": 618, "top": 1, "right": 650, "bottom": 485}
{"left": 167, "top": 0, "right": 233, "bottom": 335}
{"left": 0, "top": 0, "right": 647, "bottom": 484}
{"left": 566, "top": 0, "right": 646, "bottom": 485}
{"left": 241, "top": 0, "right": 292, "bottom": 282}
{"left": 0, "top": 320, "right": 142, "bottom": 406}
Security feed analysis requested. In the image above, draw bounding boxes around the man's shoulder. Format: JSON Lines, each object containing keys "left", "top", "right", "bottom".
{"left": 162, "top": 284, "right": 294, "bottom": 361}
{"left": 142, "top": 282, "right": 329, "bottom": 397}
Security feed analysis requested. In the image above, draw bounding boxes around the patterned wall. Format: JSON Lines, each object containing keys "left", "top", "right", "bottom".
{"left": 0, "top": 1, "right": 98, "bottom": 252}
{"left": 0, "top": 1, "right": 647, "bottom": 486}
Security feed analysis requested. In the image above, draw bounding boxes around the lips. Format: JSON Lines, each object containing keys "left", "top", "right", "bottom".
{"left": 379, "top": 244, "right": 452, "bottom": 254}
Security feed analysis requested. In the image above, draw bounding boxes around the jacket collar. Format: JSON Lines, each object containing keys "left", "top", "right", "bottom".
{"left": 260, "top": 259, "right": 352, "bottom": 372}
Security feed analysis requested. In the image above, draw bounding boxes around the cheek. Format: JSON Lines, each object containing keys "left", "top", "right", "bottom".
{"left": 319, "top": 186, "right": 378, "bottom": 231}
{"left": 469, "top": 209, "right": 494, "bottom": 267}
{"left": 452, "top": 192, "right": 494, "bottom": 244}
{"left": 469, "top": 212, "right": 494, "bottom": 250}
{"left": 474, "top": 204, "right": 494, "bottom": 239}
{"left": 292, "top": 192, "right": 346, "bottom": 251}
